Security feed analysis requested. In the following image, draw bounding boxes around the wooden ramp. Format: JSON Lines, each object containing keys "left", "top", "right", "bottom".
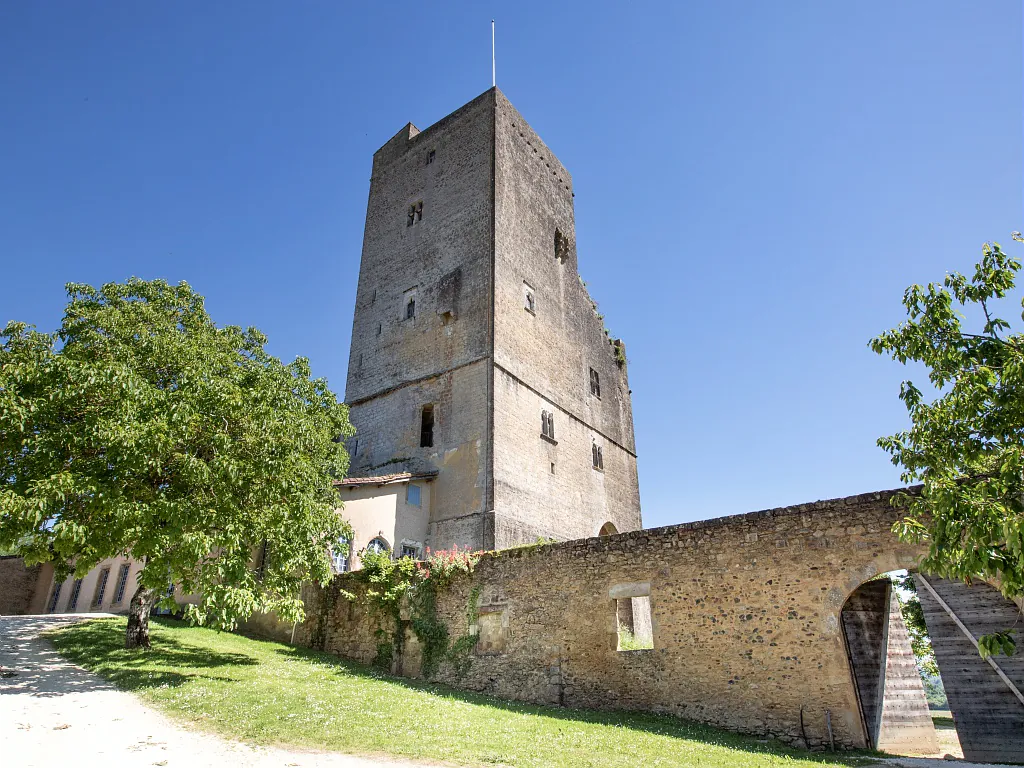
{"left": 841, "top": 580, "right": 938, "bottom": 754}
{"left": 917, "top": 576, "right": 1024, "bottom": 764}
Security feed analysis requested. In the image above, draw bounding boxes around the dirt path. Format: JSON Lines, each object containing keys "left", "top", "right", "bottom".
{"left": 0, "top": 615, "right": 434, "bottom": 768}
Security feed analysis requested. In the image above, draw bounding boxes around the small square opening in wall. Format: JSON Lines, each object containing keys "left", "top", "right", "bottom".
{"left": 616, "top": 595, "right": 654, "bottom": 651}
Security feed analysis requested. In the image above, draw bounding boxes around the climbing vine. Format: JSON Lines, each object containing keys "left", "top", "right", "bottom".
{"left": 352, "top": 546, "right": 482, "bottom": 678}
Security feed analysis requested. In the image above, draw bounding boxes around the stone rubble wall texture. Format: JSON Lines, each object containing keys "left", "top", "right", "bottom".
{"left": 293, "top": 489, "right": 928, "bottom": 750}
{"left": 0, "top": 556, "right": 41, "bottom": 615}
{"left": 342, "top": 88, "right": 642, "bottom": 552}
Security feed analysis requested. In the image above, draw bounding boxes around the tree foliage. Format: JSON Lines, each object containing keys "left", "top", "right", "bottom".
{"left": 0, "top": 279, "right": 353, "bottom": 646}
{"left": 871, "top": 241, "right": 1024, "bottom": 656}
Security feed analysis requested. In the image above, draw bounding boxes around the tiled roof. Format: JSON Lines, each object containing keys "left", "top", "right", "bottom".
{"left": 333, "top": 470, "right": 438, "bottom": 488}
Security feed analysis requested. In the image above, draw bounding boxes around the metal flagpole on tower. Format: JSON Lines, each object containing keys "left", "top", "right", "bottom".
{"left": 491, "top": 20, "right": 496, "bottom": 87}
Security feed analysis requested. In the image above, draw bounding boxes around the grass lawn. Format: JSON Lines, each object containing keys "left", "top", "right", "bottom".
{"left": 48, "top": 618, "right": 874, "bottom": 768}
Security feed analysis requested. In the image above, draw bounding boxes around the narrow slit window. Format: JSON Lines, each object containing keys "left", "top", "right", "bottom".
{"left": 48, "top": 581, "right": 63, "bottom": 613}
{"left": 427, "top": 149, "right": 436, "bottom": 165}
{"left": 406, "top": 298, "right": 416, "bottom": 320}
{"left": 420, "top": 404, "right": 434, "bottom": 448}
{"left": 113, "top": 563, "right": 131, "bottom": 604}
{"left": 554, "top": 229, "right": 569, "bottom": 263}
{"left": 68, "top": 578, "right": 83, "bottom": 612}
{"left": 92, "top": 568, "right": 110, "bottom": 608}
{"left": 589, "top": 368, "right": 601, "bottom": 398}
{"left": 592, "top": 442, "right": 604, "bottom": 471}
{"left": 523, "top": 282, "right": 536, "bottom": 314}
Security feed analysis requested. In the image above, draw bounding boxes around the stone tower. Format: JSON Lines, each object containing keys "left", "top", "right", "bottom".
{"left": 345, "top": 88, "right": 641, "bottom": 551}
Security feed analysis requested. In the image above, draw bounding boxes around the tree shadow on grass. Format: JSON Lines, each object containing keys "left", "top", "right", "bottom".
{"left": 47, "top": 617, "right": 258, "bottom": 693}
{"left": 271, "top": 644, "right": 873, "bottom": 766}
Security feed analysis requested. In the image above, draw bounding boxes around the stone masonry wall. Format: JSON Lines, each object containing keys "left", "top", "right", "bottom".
{"left": 0, "top": 556, "right": 41, "bottom": 615}
{"left": 296, "top": 488, "right": 925, "bottom": 750}
{"left": 491, "top": 90, "right": 641, "bottom": 545}
{"left": 344, "top": 91, "right": 496, "bottom": 550}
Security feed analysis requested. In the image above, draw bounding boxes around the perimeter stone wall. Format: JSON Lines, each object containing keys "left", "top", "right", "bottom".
{"left": 294, "top": 488, "right": 926, "bottom": 750}
{"left": 0, "top": 556, "right": 42, "bottom": 615}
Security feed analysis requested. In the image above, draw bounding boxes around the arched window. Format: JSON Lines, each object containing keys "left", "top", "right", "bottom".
{"left": 366, "top": 537, "right": 390, "bottom": 556}
{"left": 599, "top": 522, "right": 618, "bottom": 536}
{"left": 331, "top": 535, "right": 351, "bottom": 573}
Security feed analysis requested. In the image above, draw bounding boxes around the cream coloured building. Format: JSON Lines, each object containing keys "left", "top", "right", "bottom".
{"left": 4, "top": 472, "right": 438, "bottom": 617}
{"left": 330, "top": 470, "right": 437, "bottom": 572}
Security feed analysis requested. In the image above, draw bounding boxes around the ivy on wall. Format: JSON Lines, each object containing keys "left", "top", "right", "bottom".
{"left": 352, "top": 546, "right": 482, "bottom": 679}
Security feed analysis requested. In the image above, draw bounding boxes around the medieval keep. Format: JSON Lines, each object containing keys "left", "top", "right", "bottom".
{"left": 343, "top": 88, "right": 642, "bottom": 554}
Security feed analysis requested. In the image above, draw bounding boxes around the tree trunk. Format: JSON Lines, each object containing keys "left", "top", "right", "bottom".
{"left": 125, "top": 584, "right": 155, "bottom": 649}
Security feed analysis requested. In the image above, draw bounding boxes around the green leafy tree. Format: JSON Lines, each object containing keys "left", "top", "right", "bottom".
{"left": 0, "top": 279, "right": 353, "bottom": 648}
{"left": 871, "top": 240, "right": 1024, "bottom": 657}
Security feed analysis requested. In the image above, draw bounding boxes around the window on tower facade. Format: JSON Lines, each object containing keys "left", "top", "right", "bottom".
{"left": 541, "top": 409, "right": 555, "bottom": 441}
{"left": 402, "top": 287, "right": 418, "bottom": 321}
{"left": 407, "top": 200, "right": 424, "bottom": 226}
{"left": 592, "top": 442, "right": 604, "bottom": 471}
{"left": 427, "top": 149, "right": 436, "bottom": 165}
{"left": 523, "top": 282, "right": 536, "bottom": 314}
{"left": 420, "top": 404, "right": 434, "bottom": 448}
{"left": 589, "top": 368, "right": 601, "bottom": 398}
{"left": 554, "top": 228, "right": 569, "bottom": 263}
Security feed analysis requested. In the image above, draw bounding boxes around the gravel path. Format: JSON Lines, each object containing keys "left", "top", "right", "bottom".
{"left": 0, "top": 615, "right": 434, "bottom": 768}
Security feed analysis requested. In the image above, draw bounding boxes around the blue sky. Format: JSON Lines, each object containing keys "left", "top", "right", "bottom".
{"left": 2, "top": 2, "right": 1021, "bottom": 529}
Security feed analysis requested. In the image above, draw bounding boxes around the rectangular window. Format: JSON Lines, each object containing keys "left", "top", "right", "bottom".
{"left": 592, "top": 442, "right": 604, "bottom": 471}
{"left": 541, "top": 410, "right": 555, "bottom": 441}
{"left": 407, "top": 200, "right": 424, "bottom": 226}
{"left": 420, "top": 405, "right": 434, "bottom": 448}
{"left": 427, "top": 149, "right": 436, "bottom": 165}
{"left": 523, "top": 282, "right": 536, "bottom": 314}
{"left": 400, "top": 543, "right": 420, "bottom": 559}
{"left": 68, "top": 578, "right": 83, "bottom": 612}
{"left": 48, "top": 581, "right": 63, "bottom": 613}
{"left": 589, "top": 368, "right": 601, "bottom": 398}
{"left": 616, "top": 595, "right": 654, "bottom": 651}
{"left": 407, "top": 483, "right": 421, "bottom": 506}
{"left": 92, "top": 568, "right": 110, "bottom": 608}
{"left": 332, "top": 535, "right": 350, "bottom": 574}
{"left": 113, "top": 563, "right": 131, "bottom": 604}
{"left": 554, "top": 228, "right": 569, "bottom": 263}
{"left": 402, "top": 287, "right": 418, "bottom": 321}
